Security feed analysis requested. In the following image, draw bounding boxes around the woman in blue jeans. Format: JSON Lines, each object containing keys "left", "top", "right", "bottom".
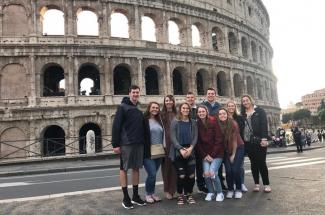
{"left": 196, "top": 105, "right": 225, "bottom": 202}
{"left": 143, "top": 102, "right": 165, "bottom": 203}
{"left": 217, "top": 108, "right": 245, "bottom": 199}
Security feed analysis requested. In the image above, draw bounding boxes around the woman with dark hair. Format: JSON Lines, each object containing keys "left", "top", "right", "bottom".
{"left": 196, "top": 105, "right": 225, "bottom": 202}
{"left": 217, "top": 108, "right": 245, "bottom": 199}
{"left": 170, "top": 102, "right": 198, "bottom": 205}
{"left": 227, "top": 101, "right": 248, "bottom": 192}
{"left": 161, "top": 95, "right": 177, "bottom": 199}
{"left": 240, "top": 95, "right": 271, "bottom": 193}
{"left": 143, "top": 102, "right": 165, "bottom": 203}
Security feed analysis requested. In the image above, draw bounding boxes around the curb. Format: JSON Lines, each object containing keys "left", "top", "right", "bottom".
{"left": 1, "top": 145, "right": 324, "bottom": 178}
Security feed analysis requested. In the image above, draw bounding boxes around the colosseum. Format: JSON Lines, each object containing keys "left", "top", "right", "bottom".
{"left": 0, "top": 0, "right": 280, "bottom": 161}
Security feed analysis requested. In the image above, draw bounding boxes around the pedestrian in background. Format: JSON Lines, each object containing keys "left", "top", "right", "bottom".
{"left": 111, "top": 85, "right": 146, "bottom": 209}
{"left": 160, "top": 95, "right": 178, "bottom": 200}
{"left": 170, "top": 102, "right": 198, "bottom": 205}
{"left": 143, "top": 102, "right": 165, "bottom": 203}
{"left": 196, "top": 105, "right": 225, "bottom": 202}
{"left": 293, "top": 127, "right": 303, "bottom": 153}
{"left": 240, "top": 95, "right": 271, "bottom": 193}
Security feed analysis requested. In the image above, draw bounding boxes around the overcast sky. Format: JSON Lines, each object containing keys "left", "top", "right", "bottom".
{"left": 262, "top": 0, "right": 325, "bottom": 108}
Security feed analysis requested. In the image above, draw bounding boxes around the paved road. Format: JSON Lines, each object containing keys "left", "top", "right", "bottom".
{"left": 1, "top": 148, "right": 325, "bottom": 214}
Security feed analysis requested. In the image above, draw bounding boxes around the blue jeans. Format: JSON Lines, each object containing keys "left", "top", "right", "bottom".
{"left": 143, "top": 158, "right": 162, "bottom": 195}
{"left": 202, "top": 158, "right": 223, "bottom": 194}
{"left": 224, "top": 146, "right": 245, "bottom": 191}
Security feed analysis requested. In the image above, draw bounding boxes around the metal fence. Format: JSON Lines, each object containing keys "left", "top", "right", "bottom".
{"left": 0, "top": 135, "right": 113, "bottom": 161}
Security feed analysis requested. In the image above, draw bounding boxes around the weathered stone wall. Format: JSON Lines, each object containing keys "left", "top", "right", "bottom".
{"left": 0, "top": 0, "right": 280, "bottom": 160}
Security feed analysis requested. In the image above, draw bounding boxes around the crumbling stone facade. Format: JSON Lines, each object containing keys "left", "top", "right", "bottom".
{"left": 0, "top": 0, "right": 280, "bottom": 160}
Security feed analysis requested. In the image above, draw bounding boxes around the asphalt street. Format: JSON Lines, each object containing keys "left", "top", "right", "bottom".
{"left": 1, "top": 147, "right": 325, "bottom": 214}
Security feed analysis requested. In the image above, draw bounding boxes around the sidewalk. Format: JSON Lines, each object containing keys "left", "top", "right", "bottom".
{"left": 0, "top": 142, "right": 324, "bottom": 177}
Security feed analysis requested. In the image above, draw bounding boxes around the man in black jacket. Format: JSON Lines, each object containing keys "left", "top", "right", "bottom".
{"left": 112, "top": 85, "right": 146, "bottom": 209}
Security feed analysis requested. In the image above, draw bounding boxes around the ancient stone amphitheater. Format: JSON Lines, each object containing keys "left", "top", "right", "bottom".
{"left": 0, "top": 0, "right": 280, "bottom": 161}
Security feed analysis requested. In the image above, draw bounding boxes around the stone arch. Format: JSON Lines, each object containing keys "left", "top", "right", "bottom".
{"left": 78, "top": 63, "right": 101, "bottom": 96}
{"left": 0, "top": 127, "right": 26, "bottom": 158}
{"left": 241, "top": 37, "right": 249, "bottom": 58}
{"left": 168, "top": 18, "right": 185, "bottom": 45}
{"left": 113, "top": 64, "right": 132, "bottom": 95}
{"left": 3, "top": 4, "right": 29, "bottom": 36}
{"left": 145, "top": 66, "right": 161, "bottom": 95}
{"left": 251, "top": 41, "right": 257, "bottom": 62}
{"left": 216, "top": 71, "right": 229, "bottom": 97}
{"left": 42, "top": 125, "right": 65, "bottom": 157}
{"left": 40, "top": 6, "right": 64, "bottom": 35}
{"left": 192, "top": 22, "right": 205, "bottom": 47}
{"left": 0, "top": 63, "right": 28, "bottom": 99}
{"left": 256, "top": 78, "right": 263, "bottom": 99}
{"left": 76, "top": 8, "right": 99, "bottom": 36}
{"left": 172, "top": 67, "right": 187, "bottom": 95}
{"left": 228, "top": 31, "right": 238, "bottom": 54}
{"left": 211, "top": 26, "right": 225, "bottom": 51}
{"left": 196, "top": 69, "right": 209, "bottom": 96}
{"left": 111, "top": 10, "right": 129, "bottom": 38}
{"left": 246, "top": 75, "right": 254, "bottom": 96}
{"left": 141, "top": 15, "right": 156, "bottom": 42}
{"left": 233, "top": 73, "right": 243, "bottom": 97}
{"left": 79, "top": 122, "right": 102, "bottom": 154}
{"left": 41, "top": 63, "right": 65, "bottom": 97}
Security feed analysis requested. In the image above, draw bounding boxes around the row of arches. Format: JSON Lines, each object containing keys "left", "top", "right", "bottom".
{"left": 0, "top": 63, "right": 277, "bottom": 101}
{"left": 1, "top": 4, "right": 271, "bottom": 66}
{"left": 0, "top": 123, "right": 103, "bottom": 158}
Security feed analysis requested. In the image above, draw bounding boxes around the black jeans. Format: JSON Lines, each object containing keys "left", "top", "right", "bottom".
{"left": 195, "top": 150, "right": 205, "bottom": 190}
{"left": 174, "top": 155, "right": 196, "bottom": 195}
{"left": 245, "top": 141, "right": 270, "bottom": 185}
{"left": 296, "top": 141, "right": 303, "bottom": 152}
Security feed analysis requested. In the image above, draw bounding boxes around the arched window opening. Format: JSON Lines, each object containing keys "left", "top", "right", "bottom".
{"left": 191, "top": 25, "right": 201, "bottom": 47}
{"left": 196, "top": 72, "right": 204, "bottom": 95}
{"left": 77, "top": 9, "right": 98, "bottom": 36}
{"left": 228, "top": 32, "right": 237, "bottom": 54}
{"left": 145, "top": 67, "right": 159, "bottom": 95}
{"left": 212, "top": 27, "right": 224, "bottom": 51}
{"left": 78, "top": 65, "right": 100, "bottom": 96}
{"left": 114, "top": 65, "right": 131, "bottom": 95}
{"left": 79, "top": 123, "right": 102, "bottom": 154}
{"left": 246, "top": 76, "right": 254, "bottom": 96}
{"left": 141, "top": 16, "right": 156, "bottom": 42}
{"left": 257, "top": 79, "right": 263, "bottom": 99}
{"left": 217, "top": 71, "right": 229, "bottom": 96}
{"left": 42, "top": 125, "right": 65, "bottom": 157}
{"left": 41, "top": 8, "right": 64, "bottom": 35}
{"left": 111, "top": 12, "right": 129, "bottom": 38}
{"left": 172, "top": 69, "right": 184, "bottom": 95}
{"left": 1, "top": 64, "right": 27, "bottom": 99}
{"left": 3, "top": 5, "right": 29, "bottom": 36}
{"left": 251, "top": 41, "right": 257, "bottom": 62}
{"left": 43, "top": 65, "right": 65, "bottom": 97}
{"left": 241, "top": 37, "right": 248, "bottom": 58}
{"left": 233, "top": 74, "right": 243, "bottom": 97}
{"left": 168, "top": 20, "right": 180, "bottom": 45}
{"left": 259, "top": 46, "right": 264, "bottom": 63}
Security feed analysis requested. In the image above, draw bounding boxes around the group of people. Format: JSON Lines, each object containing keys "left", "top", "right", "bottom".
{"left": 111, "top": 85, "right": 271, "bottom": 210}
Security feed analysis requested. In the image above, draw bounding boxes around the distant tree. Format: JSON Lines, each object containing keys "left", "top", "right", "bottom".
{"left": 319, "top": 109, "right": 325, "bottom": 125}
{"left": 282, "top": 113, "right": 292, "bottom": 124}
{"left": 292, "top": 109, "right": 311, "bottom": 121}
{"left": 295, "top": 102, "right": 303, "bottom": 108}
{"left": 318, "top": 99, "right": 325, "bottom": 112}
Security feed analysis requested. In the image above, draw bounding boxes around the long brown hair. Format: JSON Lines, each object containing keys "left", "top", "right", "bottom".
{"left": 177, "top": 102, "right": 191, "bottom": 120}
{"left": 240, "top": 94, "right": 254, "bottom": 115}
{"left": 217, "top": 108, "right": 235, "bottom": 145}
{"left": 197, "top": 105, "right": 209, "bottom": 130}
{"left": 161, "top": 95, "right": 177, "bottom": 114}
{"left": 144, "top": 102, "right": 163, "bottom": 126}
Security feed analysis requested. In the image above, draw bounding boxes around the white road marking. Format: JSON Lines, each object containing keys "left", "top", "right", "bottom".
{"left": 0, "top": 182, "right": 32, "bottom": 188}
{"left": 271, "top": 157, "right": 324, "bottom": 165}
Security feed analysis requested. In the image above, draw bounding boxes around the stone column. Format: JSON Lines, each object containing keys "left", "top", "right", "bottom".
{"left": 131, "top": 5, "right": 141, "bottom": 40}
{"left": 0, "top": 6, "right": 3, "bottom": 36}
{"left": 29, "top": 55, "right": 37, "bottom": 106}
{"left": 67, "top": 1, "right": 75, "bottom": 43}
{"left": 161, "top": 11, "right": 168, "bottom": 44}
{"left": 102, "top": 2, "right": 109, "bottom": 38}
{"left": 242, "top": 73, "right": 248, "bottom": 94}
{"left": 166, "top": 60, "right": 172, "bottom": 94}
{"left": 229, "top": 69, "right": 235, "bottom": 98}
{"left": 73, "top": 58, "right": 79, "bottom": 96}
{"left": 67, "top": 55, "right": 75, "bottom": 104}
{"left": 29, "top": 0, "right": 38, "bottom": 42}
{"left": 137, "top": 58, "right": 145, "bottom": 94}
{"left": 186, "top": 23, "right": 192, "bottom": 47}
{"left": 189, "top": 62, "right": 196, "bottom": 94}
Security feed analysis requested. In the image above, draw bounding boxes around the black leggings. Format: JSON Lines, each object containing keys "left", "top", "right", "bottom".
{"left": 174, "top": 156, "right": 196, "bottom": 195}
{"left": 245, "top": 142, "right": 270, "bottom": 185}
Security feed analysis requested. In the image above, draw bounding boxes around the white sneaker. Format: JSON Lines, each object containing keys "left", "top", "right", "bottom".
{"left": 241, "top": 184, "right": 248, "bottom": 192}
{"left": 205, "top": 193, "right": 214, "bottom": 201}
{"left": 216, "top": 193, "right": 224, "bottom": 202}
{"left": 226, "top": 191, "right": 234, "bottom": 199}
{"left": 234, "top": 191, "right": 243, "bottom": 199}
